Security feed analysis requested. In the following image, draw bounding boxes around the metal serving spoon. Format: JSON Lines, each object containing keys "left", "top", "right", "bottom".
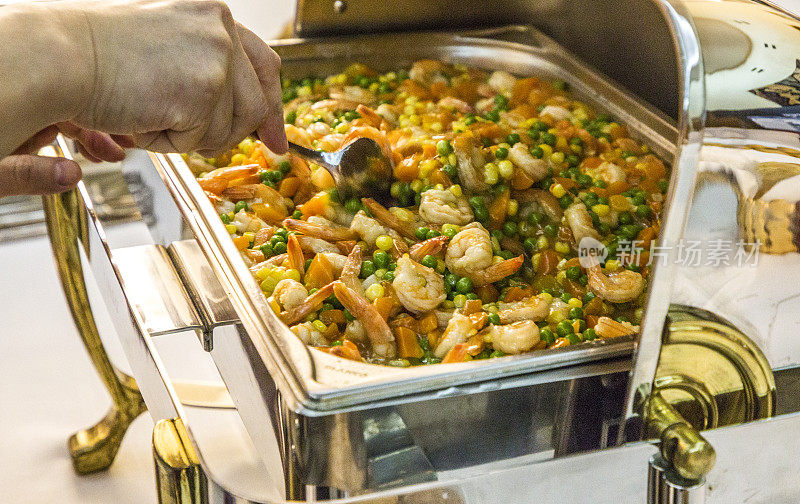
{"left": 288, "top": 138, "right": 393, "bottom": 204}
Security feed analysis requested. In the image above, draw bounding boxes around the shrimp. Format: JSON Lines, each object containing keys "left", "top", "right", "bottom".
{"left": 329, "top": 85, "right": 376, "bottom": 105}
{"left": 285, "top": 124, "right": 312, "bottom": 148}
{"left": 539, "top": 105, "right": 572, "bottom": 121}
{"left": 434, "top": 312, "right": 487, "bottom": 358}
{"left": 319, "top": 252, "right": 348, "bottom": 276}
{"left": 342, "top": 126, "right": 394, "bottom": 162}
{"left": 360, "top": 199, "right": 416, "bottom": 239}
{"left": 565, "top": 203, "right": 601, "bottom": 245}
{"left": 409, "top": 59, "right": 449, "bottom": 86}
{"left": 375, "top": 103, "right": 399, "bottom": 126}
{"left": 392, "top": 255, "right": 447, "bottom": 314}
{"left": 356, "top": 104, "right": 385, "bottom": 129}
{"left": 514, "top": 189, "right": 564, "bottom": 221}
{"left": 340, "top": 245, "right": 364, "bottom": 294}
{"left": 445, "top": 223, "right": 524, "bottom": 286}
{"left": 283, "top": 218, "right": 358, "bottom": 241}
{"left": 297, "top": 235, "right": 339, "bottom": 254}
{"left": 333, "top": 281, "right": 396, "bottom": 358}
{"left": 316, "top": 133, "right": 346, "bottom": 152}
{"left": 281, "top": 282, "right": 335, "bottom": 326}
{"left": 291, "top": 322, "right": 328, "bottom": 346}
{"left": 316, "top": 339, "right": 362, "bottom": 361}
{"left": 594, "top": 316, "right": 639, "bottom": 338}
{"left": 307, "top": 121, "right": 332, "bottom": 140}
{"left": 586, "top": 264, "right": 645, "bottom": 303}
{"left": 453, "top": 133, "right": 489, "bottom": 193}
{"left": 497, "top": 295, "right": 551, "bottom": 324}
{"left": 418, "top": 189, "right": 474, "bottom": 225}
{"left": 287, "top": 234, "right": 305, "bottom": 275}
{"left": 438, "top": 96, "right": 474, "bottom": 114}
{"left": 508, "top": 143, "right": 549, "bottom": 182}
{"left": 484, "top": 320, "right": 541, "bottom": 354}
{"left": 487, "top": 70, "right": 516, "bottom": 94}
{"left": 197, "top": 164, "right": 259, "bottom": 194}
{"left": 310, "top": 98, "right": 360, "bottom": 111}
{"left": 272, "top": 279, "right": 308, "bottom": 311}
{"left": 350, "top": 211, "right": 390, "bottom": 245}
{"left": 588, "top": 161, "right": 627, "bottom": 185}
{"left": 409, "top": 235, "right": 449, "bottom": 262}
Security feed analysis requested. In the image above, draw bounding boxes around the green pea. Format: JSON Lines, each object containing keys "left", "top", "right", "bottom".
{"left": 437, "top": 140, "right": 453, "bottom": 157}
{"left": 466, "top": 292, "right": 479, "bottom": 300}
{"left": 556, "top": 320, "right": 574, "bottom": 337}
{"left": 552, "top": 79, "right": 568, "bottom": 91}
{"left": 577, "top": 174, "right": 593, "bottom": 187}
{"left": 502, "top": 221, "right": 518, "bottom": 237}
{"left": 579, "top": 274, "right": 588, "bottom": 286}
{"left": 464, "top": 114, "right": 477, "bottom": 125}
{"left": 383, "top": 271, "right": 395, "bottom": 282}
{"left": 220, "top": 213, "right": 231, "bottom": 224}
{"left": 344, "top": 310, "right": 355, "bottom": 322}
{"left": 569, "top": 137, "right": 583, "bottom": 146}
{"left": 566, "top": 266, "right": 582, "bottom": 280}
{"left": 632, "top": 194, "right": 646, "bottom": 206}
{"left": 540, "top": 328, "right": 556, "bottom": 344}
{"left": 490, "top": 350, "right": 506, "bottom": 358}
{"left": 506, "top": 133, "right": 520, "bottom": 145}
{"left": 345, "top": 198, "right": 361, "bottom": 214}
{"left": 292, "top": 209, "right": 303, "bottom": 219}
{"left": 583, "top": 328, "right": 598, "bottom": 341}
{"left": 491, "top": 229, "right": 504, "bottom": 242}
{"left": 560, "top": 292, "right": 573, "bottom": 303}
{"left": 442, "top": 164, "right": 458, "bottom": 180}
{"left": 544, "top": 224, "right": 558, "bottom": 237}
{"left": 373, "top": 250, "right": 390, "bottom": 269}
{"left": 524, "top": 237, "right": 536, "bottom": 254}
{"left": 527, "top": 211, "right": 545, "bottom": 225}
{"left": 541, "top": 133, "right": 556, "bottom": 146}
{"left": 494, "top": 94, "right": 509, "bottom": 110}
{"left": 360, "top": 260, "right": 376, "bottom": 278}
{"left": 569, "top": 307, "right": 584, "bottom": 319}
{"left": 558, "top": 195, "right": 573, "bottom": 209}
{"left": 415, "top": 227, "right": 430, "bottom": 240}
{"left": 488, "top": 312, "right": 501, "bottom": 325}
{"left": 597, "top": 196, "right": 609, "bottom": 205}
{"left": 494, "top": 147, "right": 509, "bottom": 160}
{"left": 234, "top": 201, "right": 248, "bottom": 213}
{"left": 304, "top": 258, "right": 313, "bottom": 271}
{"left": 484, "top": 110, "right": 500, "bottom": 122}
{"left": 260, "top": 244, "right": 273, "bottom": 257}
{"left": 388, "top": 261, "right": 397, "bottom": 271}
{"left": 343, "top": 110, "right": 361, "bottom": 121}
{"left": 285, "top": 110, "right": 298, "bottom": 124}
{"left": 273, "top": 241, "right": 287, "bottom": 254}
{"left": 445, "top": 274, "right": 459, "bottom": 290}
{"left": 442, "top": 226, "right": 457, "bottom": 238}
{"left": 618, "top": 212, "right": 633, "bottom": 225}
{"left": 567, "top": 333, "right": 582, "bottom": 345}
{"left": 636, "top": 205, "right": 651, "bottom": 218}
{"left": 421, "top": 254, "right": 437, "bottom": 269}
{"left": 278, "top": 160, "right": 292, "bottom": 175}
{"left": 530, "top": 146, "right": 544, "bottom": 159}
{"left": 594, "top": 179, "right": 607, "bottom": 188}
{"left": 456, "top": 276, "right": 473, "bottom": 294}
{"left": 657, "top": 179, "right": 669, "bottom": 193}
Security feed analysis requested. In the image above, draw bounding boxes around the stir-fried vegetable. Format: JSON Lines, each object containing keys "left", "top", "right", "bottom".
{"left": 187, "top": 59, "right": 667, "bottom": 365}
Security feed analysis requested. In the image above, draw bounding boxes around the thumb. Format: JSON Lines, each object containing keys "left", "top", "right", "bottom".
{"left": 0, "top": 155, "right": 82, "bottom": 198}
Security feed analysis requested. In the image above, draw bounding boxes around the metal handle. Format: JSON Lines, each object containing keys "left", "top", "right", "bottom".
{"left": 648, "top": 454, "right": 706, "bottom": 504}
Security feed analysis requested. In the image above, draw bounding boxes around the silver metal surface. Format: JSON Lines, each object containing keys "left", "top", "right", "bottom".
{"left": 150, "top": 25, "right": 678, "bottom": 419}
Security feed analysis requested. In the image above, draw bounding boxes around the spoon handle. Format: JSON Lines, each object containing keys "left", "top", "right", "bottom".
{"left": 288, "top": 141, "right": 337, "bottom": 171}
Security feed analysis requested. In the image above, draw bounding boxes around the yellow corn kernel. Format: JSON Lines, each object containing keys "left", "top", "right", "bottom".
{"left": 230, "top": 153, "right": 246, "bottom": 166}
{"left": 555, "top": 136, "right": 568, "bottom": 152}
{"left": 225, "top": 224, "right": 237, "bottom": 234}
{"left": 285, "top": 269, "right": 302, "bottom": 282}
{"left": 269, "top": 299, "right": 281, "bottom": 313}
{"left": 567, "top": 298, "right": 583, "bottom": 308}
{"left": 334, "top": 122, "right": 350, "bottom": 134}
{"left": 448, "top": 153, "right": 458, "bottom": 166}
{"left": 570, "top": 144, "right": 583, "bottom": 154}
{"left": 521, "top": 118, "right": 538, "bottom": 129}
{"left": 419, "top": 159, "right": 439, "bottom": 177}
{"left": 442, "top": 300, "right": 456, "bottom": 309}
{"left": 390, "top": 207, "right": 414, "bottom": 222}
{"left": 507, "top": 199, "right": 518, "bottom": 216}
{"left": 260, "top": 276, "right": 277, "bottom": 293}
{"left": 605, "top": 259, "right": 621, "bottom": 272}
{"left": 554, "top": 242, "right": 570, "bottom": 254}
{"left": 369, "top": 82, "right": 380, "bottom": 93}
{"left": 556, "top": 270, "right": 567, "bottom": 284}
{"left": 410, "top": 179, "right": 424, "bottom": 193}
{"left": 429, "top": 122, "right": 443, "bottom": 133}
{"left": 238, "top": 138, "right": 255, "bottom": 156}
{"left": 539, "top": 292, "right": 554, "bottom": 303}
{"left": 591, "top": 204, "right": 610, "bottom": 217}
{"left": 256, "top": 267, "right": 272, "bottom": 280}
{"left": 365, "top": 283, "right": 385, "bottom": 301}
{"left": 539, "top": 144, "right": 554, "bottom": 158}
{"left": 537, "top": 236, "right": 550, "bottom": 250}
{"left": 609, "top": 194, "right": 630, "bottom": 212}
{"left": 243, "top": 231, "right": 255, "bottom": 242}
{"left": 531, "top": 252, "right": 541, "bottom": 271}
{"left": 434, "top": 183, "right": 444, "bottom": 191}
{"left": 497, "top": 160, "right": 514, "bottom": 179}
{"left": 375, "top": 235, "right": 393, "bottom": 251}
{"left": 550, "top": 183, "right": 567, "bottom": 199}
{"left": 550, "top": 151, "right": 565, "bottom": 165}
{"left": 312, "top": 320, "right": 328, "bottom": 333}
{"left": 483, "top": 163, "right": 499, "bottom": 185}
{"left": 449, "top": 184, "right": 463, "bottom": 197}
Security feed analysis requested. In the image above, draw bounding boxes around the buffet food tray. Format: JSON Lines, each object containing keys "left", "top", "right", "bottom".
{"left": 150, "top": 26, "right": 678, "bottom": 415}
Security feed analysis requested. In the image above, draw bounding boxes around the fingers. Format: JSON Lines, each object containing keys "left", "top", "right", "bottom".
{"left": 0, "top": 155, "right": 82, "bottom": 198}
{"left": 57, "top": 122, "right": 127, "bottom": 162}
{"left": 236, "top": 23, "right": 288, "bottom": 153}
{"left": 13, "top": 126, "right": 60, "bottom": 155}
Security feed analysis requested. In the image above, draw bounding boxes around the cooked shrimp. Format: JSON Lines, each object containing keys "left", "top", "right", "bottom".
{"left": 586, "top": 264, "right": 645, "bottom": 303}
{"left": 392, "top": 255, "right": 447, "bottom": 314}
{"left": 281, "top": 282, "right": 335, "bottom": 326}
{"left": 342, "top": 126, "right": 394, "bottom": 162}
{"left": 356, "top": 104, "right": 385, "bottom": 129}
{"left": 497, "top": 295, "right": 551, "bottom": 324}
{"left": 588, "top": 161, "right": 627, "bottom": 185}
{"left": 319, "top": 252, "right": 348, "bottom": 276}
{"left": 539, "top": 105, "right": 572, "bottom": 121}
{"left": 285, "top": 124, "right": 312, "bottom": 148}
{"left": 316, "top": 133, "right": 346, "bottom": 152}
{"left": 409, "top": 59, "right": 449, "bottom": 86}
{"left": 291, "top": 321, "right": 328, "bottom": 346}
{"left": 350, "top": 211, "right": 390, "bottom": 245}
{"left": 333, "top": 281, "right": 396, "bottom": 358}
{"left": 273, "top": 279, "right": 308, "bottom": 311}
{"left": 340, "top": 245, "right": 364, "bottom": 294}
{"left": 438, "top": 96, "right": 474, "bottom": 114}
{"left": 418, "top": 189, "right": 474, "bottom": 225}
{"left": 375, "top": 103, "right": 399, "bottom": 126}
{"left": 297, "top": 235, "right": 339, "bottom": 254}
{"left": 484, "top": 320, "right": 540, "bottom": 354}
{"left": 594, "top": 316, "right": 639, "bottom": 338}
{"left": 307, "top": 121, "right": 332, "bottom": 140}
{"left": 361, "top": 199, "right": 416, "bottom": 239}
{"left": 287, "top": 235, "right": 305, "bottom": 274}
{"left": 283, "top": 218, "right": 358, "bottom": 242}
{"left": 197, "top": 164, "right": 259, "bottom": 194}
{"left": 409, "top": 235, "right": 449, "bottom": 262}
{"left": 445, "top": 223, "right": 523, "bottom": 286}
{"left": 329, "top": 85, "right": 376, "bottom": 105}
{"left": 316, "top": 339, "right": 362, "bottom": 361}
{"left": 565, "top": 203, "right": 601, "bottom": 244}
{"left": 453, "top": 133, "right": 489, "bottom": 193}
{"left": 253, "top": 227, "right": 276, "bottom": 247}
{"left": 435, "top": 312, "right": 486, "bottom": 358}
{"left": 487, "top": 70, "right": 516, "bottom": 94}
{"left": 310, "top": 98, "right": 360, "bottom": 111}
{"left": 514, "top": 189, "right": 564, "bottom": 221}
{"left": 344, "top": 319, "right": 367, "bottom": 342}
{"left": 508, "top": 143, "right": 549, "bottom": 182}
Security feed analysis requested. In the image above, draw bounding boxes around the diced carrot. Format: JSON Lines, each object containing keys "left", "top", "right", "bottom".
{"left": 251, "top": 203, "right": 287, "bottom": 225}
{"left": 399, "top": 79, "right": 430, "bottom": 99}
{"left": 637, "top": 226, "right": 657, "bottom": 249}
{"left": 553, "top": 177, "right": 576, "bottom": 192}
{"left": 279, "top": 176, "right": 302, "bottom": 197}
{"left": 232, "top": 235, "right": 250, "bottom": 250}
{"left": 453, "top": 79, "right": 479, "bottom": 103}
{"left": 510, "top": 103, "right": 535, "bottom": 119}
{"left": 527, "top": 87, "right": 552, "bottom": 107}
{"left": 537, "top": 249, "right": 561, "bottom": 275}
{"left": 198, "top": 177, "right": 227, "bottom": 194}
{"left": 476, "top": 284, "right": 499, "bottom": 304}
{"left": 511, "top": 77, "right": 539, "bottom": 106}
{"left": 427, "top": 328, "right": 441, "bottom": 348}
{"left": 464, "top": 333, "right": 485, "bottom": 356}
{"left": 477, "top": 123, "right": 505, "bottom": 141}
{"left": 468, "top": 312, "right": 488, "bottom": 330}
{"left": 395, "top": 326, "right": 424, "bottom": 359}
{"left": 503, "top": 286, "right": 533, "bottom": 303}
{"left": 462, "top": 299, "right": 483, "bottom": 315}
{"left": 323, "top": 322, "right": 340, "bottom": 340}
{"left": 606, "top": 180, "right": 631, "bottom": 195}
{"left": 551, "top": 337, "right": 570, "bottom": 348}
{"left": 394, "top": 154, "right": 422, "bottom": 181}
{"left": 256, "top": 156, "right": 268, "bottom": 170}
{"left": 580, "top": 157, "right": 603, "bottom": 170}
{"left": 326, "top": 340, "right": 361, "bottom": 361}
{"left": 608, "top": 194, "right": 630, "bottom": 212}
{"left": 429, "top": 80, "right": 447, "bottom": 98}
{"left": 429, "top": 169, "right": 451, "bottom": 187}
{"left": 489, "top": 189, "right": 510, "bottom": 230}
{"left": 373, "top": 296, "right": 397, "bottom": 321}
{"left": 298, "top": 192, "right": 330, "bottom": 217}
{"left": 584, "top": 298, "right": 604, "bottom": 316}
{"left": 311, "top": 167, "right": 336, "bottom": 190}
{"left": 417, "top": 312, "right": 438, "bottom": 334}
{"left": 228, "top": 174, "right": 261, "bottom": 187}
{"left": 319, "top": 309, "right": 346, "bottom": 326}
{"left": 607, "top": 123, "right": 629, "bottom": 140}
{"left": 304, "top": 253, "right": 334, "bottom": 289}
{"left": 511, "top": 168, "right": 535, "bottom": 190}
{"left": 442, "top": 343, "right": 472, "bottom": 363}
{"left": 586, "top": 315, "right": 600, "bottom": 328}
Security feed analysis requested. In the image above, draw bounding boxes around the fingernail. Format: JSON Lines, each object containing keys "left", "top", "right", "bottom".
{"left": 56, "top": 160, "right": 81, "bottom": 187}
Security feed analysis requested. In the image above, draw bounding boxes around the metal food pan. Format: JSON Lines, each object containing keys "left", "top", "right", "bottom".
{"left": 151, "top": 26, "right": 677, "bottom": 415}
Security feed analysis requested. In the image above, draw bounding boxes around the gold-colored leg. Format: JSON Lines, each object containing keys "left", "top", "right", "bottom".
{"left": 43, "top": 189, "right": 147, "bottom": 474}
{"left": 153, "top": 419, "right": 207, "bottom": 504}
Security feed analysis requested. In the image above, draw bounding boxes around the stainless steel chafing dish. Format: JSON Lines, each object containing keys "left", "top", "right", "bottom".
{"left": 40, "top": 1, "right": 800, "bottom": 503}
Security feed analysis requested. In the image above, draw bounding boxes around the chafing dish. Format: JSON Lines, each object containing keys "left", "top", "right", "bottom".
{"left": 40, "top": 1, "right": 800, "bottom": 503}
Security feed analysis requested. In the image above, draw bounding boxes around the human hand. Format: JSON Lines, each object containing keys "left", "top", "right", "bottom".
{"left": 71, "top": 0, "right": 288, "bottom": 156}
{"left": 0, "top": 123, "right": 133, "bottom": 197}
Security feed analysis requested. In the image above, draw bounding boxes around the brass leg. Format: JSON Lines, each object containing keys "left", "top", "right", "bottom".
{"left": 43, "top": 190, "right": 147, "bottom": 474}
{"left": 153, "top": 419, "right": 207, "bottom": 504}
